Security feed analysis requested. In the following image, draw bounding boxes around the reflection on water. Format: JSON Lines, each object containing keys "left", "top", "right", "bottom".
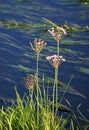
{"left": 0, "top": 0, "right": 89, "bottom": 118}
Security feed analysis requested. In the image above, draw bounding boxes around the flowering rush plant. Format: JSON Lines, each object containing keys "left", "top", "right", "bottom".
{"left": 29, "top": 38, "right": 47, "bottom": 54}
{"left": 48, "top": 26, "right": 67, "bottom": 43}
{"left": 46, "top": 54, "right": 66, "bottom": 69}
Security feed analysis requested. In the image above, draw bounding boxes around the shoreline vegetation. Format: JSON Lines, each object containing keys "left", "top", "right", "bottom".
{"left": 0, "top": 18, "right": 89, "bottom": 130}
{"left": 0, "top": 18, "right": 89, "bottom": 33}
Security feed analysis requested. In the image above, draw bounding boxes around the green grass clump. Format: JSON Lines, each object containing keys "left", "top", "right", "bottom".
{"left": 0, "top": 88, "right": 68, "bottom": 130}
{"left": 0, "top": 87, "right": 89, "bottom": 130}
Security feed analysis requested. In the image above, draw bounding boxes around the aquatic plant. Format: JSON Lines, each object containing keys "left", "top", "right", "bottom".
{"left": 78, "top": 0, "right": 89, "bottom": 5}
{"left": 46, "top": 54, "right": 66, "bottom": 69}
{"left": 0, "top": 19, "right": 89, "bottom": 33}
{"left": 46, "top": 54, "right": 66, "bottom": 114}
{"left": 29, "top": 38, "right": 47, "bottom": 129}
{"left": 29, "top": 38, "right": 47, "bottom": 54}
{"left": 48, "top": 26, "right": 67, "bottom": 43}
{"left": 47, "top": 22, "right": 67, "bottom": 113}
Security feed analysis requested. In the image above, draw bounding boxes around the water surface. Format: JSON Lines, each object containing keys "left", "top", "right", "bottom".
{"left": 0, "top": 0, "right": 89, "bottom": 118}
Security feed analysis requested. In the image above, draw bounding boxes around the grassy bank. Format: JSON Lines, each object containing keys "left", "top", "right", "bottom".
{"left": 0, "top": 87, "right": 89, "bottom": 130}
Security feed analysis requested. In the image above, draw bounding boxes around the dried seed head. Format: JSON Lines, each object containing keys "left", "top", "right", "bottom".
{"left": 22, "top": 74, "right": 35, "bottom": 90}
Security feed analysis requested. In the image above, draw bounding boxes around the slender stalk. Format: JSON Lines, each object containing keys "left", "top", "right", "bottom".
{"left": 36, "top": 53, "right": 39, "bottom": 129}
{"left": 47, "top": 78, "right": 49, "bottom": 111}
{"left": 53, "top": 68, "right": 58, "bottom": 113}
{"left": 59, "top": 75, "right": 74, "bottom": 104}
{"left": 29, "top": 90, "right": 33, "bottom": 103}
{"left": 36, "top": 53, "right": 39, "bottom": 82}
{"left": 55, "top": 68, "right": 58, "bottom": 113}
{"left": 57, "top": 41, "right": 60, "bottom": 56}
{"left": 55, "top": 40, "right": 60, "bottom": 113}
{"left": 53, "top": 72, "right": 55, "bottom": 115}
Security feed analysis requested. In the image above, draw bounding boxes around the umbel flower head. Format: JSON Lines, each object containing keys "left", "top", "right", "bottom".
{"left": 22, "top": 74, "right": 35, "bottom": 90}
{"left": 48, "top": 26, "right": 67, "bottom": 42}
{"left": 29, "top": 38, "right": 47, "bottom": 54}
{"left": 46, "top": 54, "right": 66, "bottom": 69}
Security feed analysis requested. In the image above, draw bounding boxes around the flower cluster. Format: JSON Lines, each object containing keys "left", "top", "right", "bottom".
{"left": 22, "top": 74, "right": 35, "bottom": 90}
{"left": 46, "top": 54, "right": 66, "bottom": 69}
{"left": 48, "top": 26, "right": 67, "bottom": 42}
{"left": 29, "top": 38, "right": 47, "bottom": 54}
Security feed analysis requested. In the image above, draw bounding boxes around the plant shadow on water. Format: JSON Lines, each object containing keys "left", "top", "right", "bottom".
{"left": 0, "top": 0, "right": 89, "bottom": 129}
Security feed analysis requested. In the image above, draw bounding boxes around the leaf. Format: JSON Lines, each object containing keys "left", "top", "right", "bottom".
{"left": 42, "top": 17, "right": 57, "bottom": 27}
{"left": 75, "top": 67, "right": 89, "bottom": 75}
{"left": 55, "top": 103, "right": 72, "bottom": 112}
{"left": 39, "top": 75, "right": 86, "bottom": 98}
{"left": 8, "top": 64, "right": 33, "bottom": 72}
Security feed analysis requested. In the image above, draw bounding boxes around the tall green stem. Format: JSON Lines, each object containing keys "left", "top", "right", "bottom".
{"left": 29, "top": 90, "right": 33, "bottom": 101}
{"left": 57, "top": 41, "right": 59, "bottom": 56}
{"left": 53, "top": 71, "right": 55, "bottom": 115}
{"left": 55, "top": 41, "right": 60, "bottom": 113}
{"left": 36, "top": 53, "right": 39, "bottom": 95}
{"left": 55, "top": 68, "right": 58, "bottom": 113}
{"left": 53, "top": 68, "right": 57, "bottom": 114}
{"left": 36, "top": 53, "right": 39, "bottom": 129}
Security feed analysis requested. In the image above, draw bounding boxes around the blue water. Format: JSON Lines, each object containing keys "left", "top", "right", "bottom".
{"left": 0, "top": 0, "right": 89, "bottom": 119}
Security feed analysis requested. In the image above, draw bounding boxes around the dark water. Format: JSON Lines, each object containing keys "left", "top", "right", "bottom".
{"left": 0, "top": 0, "right": 89, "bottom": 119}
